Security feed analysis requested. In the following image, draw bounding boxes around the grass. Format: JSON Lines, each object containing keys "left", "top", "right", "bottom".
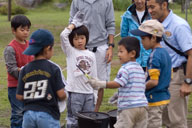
{"left": 0, "top": 2, "right": 192, "bottom": 127}
{"left": 0, "top": 4, "right": 122, "bottom": 127}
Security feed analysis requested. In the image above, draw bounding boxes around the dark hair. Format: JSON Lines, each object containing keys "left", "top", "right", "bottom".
{"left": 34, "top": 44, "right": 54, "bottom": 57}
{"left": 147, "top": 0, "right": 169, "bottom": 8}
{"left": 144, "top": 34, "right": 162, "bottom": 43}
{"left": 69, "top": 25, "right": 89, "bottom": 47}
{"left": 118, "top": 36, "right": 140, "bottom": 58}
{"left": 155, "top": 0, "right": 168, "bottom": 4}
{"left": 11, "top": 14, "right": 31, "bottom": 30}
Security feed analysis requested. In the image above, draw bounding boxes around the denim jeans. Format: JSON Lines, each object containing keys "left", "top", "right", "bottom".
{"left": 23, "top": 110, "right": 60, "bottom": 128}
{"left": 8, "top": 87, "right": 24, "bottom": 128}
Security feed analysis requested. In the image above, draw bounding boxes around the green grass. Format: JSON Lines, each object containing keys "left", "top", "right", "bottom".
{"left": 0, "top": 5, "right": 123, "bottom": 127}
{"left": 0, "top": 2, "right": 192, "bottom": 127}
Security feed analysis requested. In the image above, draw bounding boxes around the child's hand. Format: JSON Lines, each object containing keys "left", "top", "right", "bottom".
{"left": 108, "top": 92, "right": 118, "bottom": 105}
{"left": 71, "top": 11, "right": 84, "bottom": 28}
{"left": 18, "top": 66, "right": 24, "bottom": 71}
{"left": 87, "top": 77, "right": 106, "bottom": 90}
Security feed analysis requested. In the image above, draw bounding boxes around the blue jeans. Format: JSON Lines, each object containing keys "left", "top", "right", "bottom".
{"left": 23, "top": 110, "right": 60, "bottom": 128}
{"left": 8, "top": 87, "right": 24, "bottom": 128}
{"left": 66, "top": 92, "right": 95, "bottom": 128}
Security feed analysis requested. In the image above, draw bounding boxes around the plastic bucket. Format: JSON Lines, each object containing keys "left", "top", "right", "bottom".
{"left": 77, "top": 111, "right": 110, "bottom": 128}
{"left": 107, "top": 109, "right": 117, "bottom": 128}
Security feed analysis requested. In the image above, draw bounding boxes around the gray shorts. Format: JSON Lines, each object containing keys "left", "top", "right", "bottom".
{"left": 66, "top": 92, "right": 95, "bottom": 128}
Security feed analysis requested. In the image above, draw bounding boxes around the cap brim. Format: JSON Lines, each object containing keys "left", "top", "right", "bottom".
{"left": 130, "top": 29, "right": 151, "bottom": 37}
{"left": 23, "top": 45, "right": 42, "bottom": 55}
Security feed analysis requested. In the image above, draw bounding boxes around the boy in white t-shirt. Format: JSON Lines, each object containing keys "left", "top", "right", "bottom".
{"left": 60, "top": 11, "right": 102, "bottom": 128}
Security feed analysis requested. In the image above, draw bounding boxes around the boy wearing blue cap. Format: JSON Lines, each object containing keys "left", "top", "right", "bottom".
{"left": 16, "top": 29, "right": 67, "bottom": 128}
{"left": 130, "top": 19, "right": 172, "bottom": 128}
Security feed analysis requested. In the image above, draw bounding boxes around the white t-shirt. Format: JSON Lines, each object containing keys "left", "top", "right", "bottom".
{"left": 136, "top": 10, "right": 145, "bottom": 23}
{"left": 60, "top": 28, "right": 97, "bottom": 94}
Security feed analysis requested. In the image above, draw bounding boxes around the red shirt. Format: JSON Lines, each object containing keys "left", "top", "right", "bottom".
{"left": 7, "top": 40, "right": 33, "bottom": 87}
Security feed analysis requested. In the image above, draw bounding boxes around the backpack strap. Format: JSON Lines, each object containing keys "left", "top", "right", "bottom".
{"left": 162, "top": 34, "right": 188, "bottom": 59}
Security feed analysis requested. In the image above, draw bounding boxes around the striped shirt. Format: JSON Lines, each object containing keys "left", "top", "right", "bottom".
{"left": 114, "top": 61, "right": 148, "bottom": 110}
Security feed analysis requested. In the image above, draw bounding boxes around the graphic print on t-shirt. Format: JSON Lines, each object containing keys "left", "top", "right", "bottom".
{"left": 24, "top": 79, "right": 48, "bottom": 100}
{"left": 74, "top": 55, "right": 93, "bottom": 77}
{"left": 22, "top": 69, "right": 51, "bottom": 101}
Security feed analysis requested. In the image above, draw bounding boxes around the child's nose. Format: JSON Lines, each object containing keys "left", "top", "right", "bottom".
{"left": 24, "top": 30, "right": 29, "bottom": 34}
{"left": 78, "top": 39, "right": 83, "bottom": 42}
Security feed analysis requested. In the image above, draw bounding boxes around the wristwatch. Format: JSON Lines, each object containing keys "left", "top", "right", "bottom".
{"left": 108, "top": 43, "right": 115, "bottom": 48}
{"left": 184, "top": 78, "right": 192, "bottom": 85}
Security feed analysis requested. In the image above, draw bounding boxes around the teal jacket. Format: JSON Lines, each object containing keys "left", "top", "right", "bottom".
{"left": 120, "top": 4, "right": 151, "bottom": 68}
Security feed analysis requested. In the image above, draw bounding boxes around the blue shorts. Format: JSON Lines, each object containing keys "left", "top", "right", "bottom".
{"left": 23, "top": 110, "right": 60, "bottom": 128}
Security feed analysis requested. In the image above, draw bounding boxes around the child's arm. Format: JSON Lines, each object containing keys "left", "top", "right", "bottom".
{"left": 89, "top": 78, "right": 120, "bottom": 111}
{"left": 4, "top": 46, "right": 19, "bottom": 79}
{"left": 56, "top": 88, "right": 67, "bottom": 101}
{"left": 94, "top": 88, "right": 103, "bottom": 112}
{"left": 146, "top": 80, "right": 159, "bottom": 90}
{"left": 16, "top": 94, "right": 23, "bottom": 101}
{"left": 106, "top": 81, "right": 121, "bottom": 88}
{"left": 60, "top": 11, "right": 84, "bottom": 54}
{"left": 49, "top": 60, "right": 68, "bottom": 101}
{"left": 146, "top": 69, "right": 160, "bottom": 90}
{"left": 88, "top": 78, "right": 121, "bottom": 90}
{"left": 16, "top": 69, "right": 25, "bottom": 101}
{"left": 60, "top": 26, "right": 74, "bottom": 55}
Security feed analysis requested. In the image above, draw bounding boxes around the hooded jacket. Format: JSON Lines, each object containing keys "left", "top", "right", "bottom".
{"left": 121, "top": 4, "right": 151, "bottom": 67}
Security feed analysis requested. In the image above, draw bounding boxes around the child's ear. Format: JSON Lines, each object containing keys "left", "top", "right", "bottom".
{"left": 130, "top": 50, "right": 136, "bottom": 58}
{"left": 43, "top": 46, "right": 51, "bottom": 53}
{"left": 152, "top": 35, "right": 157, "bottom": 42}
{"left": 47, "top": 45, "right": 52, "bottom": 50}
{"left": 45, "top": 45, "right": 52, "bottom": 51}
{"left": 11, "top": 28, "right": 16, "bottom": 34}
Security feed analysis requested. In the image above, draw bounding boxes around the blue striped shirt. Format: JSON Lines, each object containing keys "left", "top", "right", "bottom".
{"left": 114, "top": 61, "right": 148, "bottom": 110}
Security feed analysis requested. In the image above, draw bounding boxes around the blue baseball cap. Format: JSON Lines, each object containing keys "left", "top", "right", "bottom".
{"left": 23, "top": 29, "right": 54, "bottom": 55}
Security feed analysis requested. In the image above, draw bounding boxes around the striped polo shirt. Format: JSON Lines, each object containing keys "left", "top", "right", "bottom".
{"left": 114, "top": 61, "right": 148, "bottom": 110}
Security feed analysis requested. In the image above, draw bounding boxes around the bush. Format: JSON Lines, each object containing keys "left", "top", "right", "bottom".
{"left": 0, "top": 5, "right": 7, "bottom": 15}
{"left": 0, "top": 5, "right": 27, "bottom": 15}
{"left": 53, "top": 0, "right": 131, "bottom": 11}
{"left": 59, "top": 0, "right": 72, "bottom": 3}
{"left": 42, "top": 0, "right": 53, "bottom": 3}
{"left": 113, "top": 0, "right": 132, "bottom": 11}
{"left": 12, "top": 5, "right": 27, "bottom": 14}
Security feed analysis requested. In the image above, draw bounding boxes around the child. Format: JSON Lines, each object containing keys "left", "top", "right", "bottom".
{"left": 16, "top": 29, "right": 67, "bottom": 128}
{"left": 3, "top": 14, "right": 33, "bottom": 128}
{"left": 130, "top": 19, "right": 172, "bottom": 128}
{"left": 60, "top": 11, "right": 102, "bottom": 128}
{"left": 88, "top": 36, "right": 148, "bottom": 128}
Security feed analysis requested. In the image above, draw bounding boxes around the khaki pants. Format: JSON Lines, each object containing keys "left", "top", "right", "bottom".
{"left": 147, "top": 105, "right": 167, "bottom": 128}
{"left": 162, "top": 68, "right": 188, "bottom": 128}
{"left": 114, "top": 107, "right": 148, "bottom": 128}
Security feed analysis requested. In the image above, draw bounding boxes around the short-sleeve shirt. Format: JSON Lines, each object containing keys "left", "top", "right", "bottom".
{"left": 114, "top": 61, "right": 148, "bottom": 110}
{"left": 146, "top": 48, "right": 171, "bottom": 106}
{"left": 161, "top": 10, "right": 192, "bottom": 68}
{"left": 17, "top": 59, "right": 65, "bottom": 120}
